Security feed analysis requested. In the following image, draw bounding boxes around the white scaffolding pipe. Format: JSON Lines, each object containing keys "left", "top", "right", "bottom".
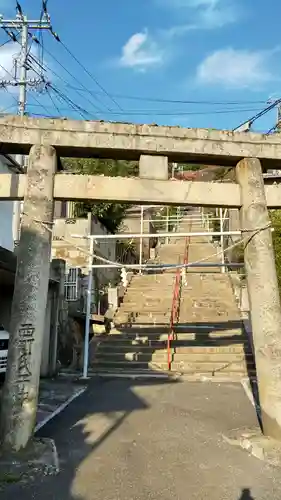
{"left": 72, "top": 230, "right": 242, "bottom": 240}
{"left": 90, "top": 262, "right": 243, "bottom": 269}
{"left": 82, "top": 236, "right": 94, "bottom": 380}
{"left": 139, "top": 206, "right": 144, "bottom": 275}
{"left": 165, "top": 207, "right": 169, "bottom": 244}
{"left": 220, "top": 208, "right": 226, "bottom": 274}
{"left": 149, "top": 217, "right": 229, "bottom": 223}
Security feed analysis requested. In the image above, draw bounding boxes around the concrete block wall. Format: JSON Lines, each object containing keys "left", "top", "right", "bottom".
{"left": 52, "top": 213, "right": 117, "bottom": 285}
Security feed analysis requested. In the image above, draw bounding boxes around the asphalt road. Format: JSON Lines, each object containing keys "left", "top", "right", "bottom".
{"left": 2, "top": 377, "right": 281, "bottom": 500}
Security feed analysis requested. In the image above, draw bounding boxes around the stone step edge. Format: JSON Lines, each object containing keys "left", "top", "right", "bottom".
{"left": 90, "top": 369, "right": 256, "bottom": 382}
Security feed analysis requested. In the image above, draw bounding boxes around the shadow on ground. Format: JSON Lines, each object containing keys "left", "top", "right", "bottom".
{"left": 0, "top": 374, "right": 275, "bottom": 500}
{"left": 239, "top": 489, "right": 255, "bottom": 499}
{"left": 0, "top": 376, "right": 178, "bottom": 499}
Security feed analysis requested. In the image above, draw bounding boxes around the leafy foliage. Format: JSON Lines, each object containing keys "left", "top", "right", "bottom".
{"left": 270, "top": 210, "right": 281, "bottom": 293}
{"left": 177, "top": 163, "right": 202, "bottom": 172}
{"left": 62, "top": 158, "right": 138, "bottom": 233}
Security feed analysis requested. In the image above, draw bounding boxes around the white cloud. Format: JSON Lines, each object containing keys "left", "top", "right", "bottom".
{"left": 159, "top": 0, "right": 237, "bottom": 33}
{"left": 199, "top": 3, "right": 236, "bottom": 28}
{"left": 0, "top": 44, "right": 20, "bottom": 79}
{"left": 197, "top": 48, "right": 275, "bottom": 89}
{"left": 119, "top": 31, "right": 163, "bottom": 70}
{"left": 169, "top": 0, "right": 220, "bottom": 7}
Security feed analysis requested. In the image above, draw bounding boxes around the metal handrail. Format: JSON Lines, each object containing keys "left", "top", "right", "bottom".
{"left": 167, "top": 236, "right": 190, "bottom": 370}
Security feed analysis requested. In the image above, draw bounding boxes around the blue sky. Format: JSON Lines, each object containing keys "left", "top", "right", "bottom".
{"left": 0, "top": 0, "right": 281, "bottom": 132}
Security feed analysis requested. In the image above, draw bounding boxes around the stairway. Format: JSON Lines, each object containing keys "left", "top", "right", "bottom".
{"left": 92, "top": 215, "right": 255, "bottom": 380}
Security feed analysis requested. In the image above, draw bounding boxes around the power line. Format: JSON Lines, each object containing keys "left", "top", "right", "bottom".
{"left": 2, "top": 30, "right": 101, "bottom": 117}
{"left": 49, "top": 84, "right": 95, "bottom": 119}
{"left": 0, "top": 6, "right": 54, "bottom": 117}
{"left": 25, "top": 103, "right": 262, "bottom": 117}
{"left": 0, "top": 38, "right": 16, "bottom": 49}
{"left": 28, "top": 90, "right": 53, "bottom": 116}
{"left": 266, "top": 124, "right": 278, "bottom": 135}
{"left": 2, "top": 3, "right": 101, "bottom": 120}
{"left": 29, "top": 35, "right": 106, "bottom": 114}
{"left": 0, "top": 103, "right": 18, "bottom": 113}
{"left": 45, "top": 85, "right": 63, "bottom": 115}
{"left": 57, "top": 39, "right": 122, "bottom": 111}
{"left": 233, "top": 98, "right": 281, "bottom": 132}
{"left": 2, "top": 87, "right": 18, "bottom": 105}
{"left": 62, "top": 86, "right": 268, "bottom": 107}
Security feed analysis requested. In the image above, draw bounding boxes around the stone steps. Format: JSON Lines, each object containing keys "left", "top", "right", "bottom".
{"left": 90, "top": 217, "right": 255, "bottom": 381}
{"left": 118, "top": 304, "right": 173, "bottom": 312}
{"left": 91, "top": 359, "right": 255, "bottom": 378}
{"left": 110, "top": 324, "right": 247, "bottom": 334}
{"left": 114, "top": 314, "right": 170, "bottom": 324}
{"left": 94, "top": 349, "right": 253, "bottom": 364}
{"left": 96, "top": 337, "right": 251, "bottom": 348}
{"left": 96, "top": 342, "right": 251, "bottom": 355}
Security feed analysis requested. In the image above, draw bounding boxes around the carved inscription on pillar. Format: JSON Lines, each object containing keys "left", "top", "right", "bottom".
{"left": 15, "top": 323, "right": 35, "bottom": 402}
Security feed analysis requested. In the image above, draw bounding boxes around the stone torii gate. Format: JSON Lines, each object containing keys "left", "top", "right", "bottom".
{"left": 1, "top": 115, "right": 281, "bottom": 452}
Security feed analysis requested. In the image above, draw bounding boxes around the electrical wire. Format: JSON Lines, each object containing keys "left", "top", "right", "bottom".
{"left": 233, "top": 98, "right": 281, "bottom": 132}
{"left": 63, "top": 86, "right": 268, "bottom": 107}
{"left": 49, "top": 83, "right": 96, "bottom": 119}
{"left": 57, "top": 39, "right": 122, "bottom": 111}
{"left": 36, "top": 55, "right": 263, "bottom": 117}
{"left": 24, "top": 106, "right": 262, "bottom": 118}
{"left": 27, "top": 90, "right": 53, "bottom": 117}
{"left": 0, "top": 103, "right": 18, "bottom": 113}
{"left": 0, "top": 38, "right": 15, "bottom": 49}
{"left": 4, "top": 30, "right": 100, "bottom": 117}
{"left": 45, "top": 85, "right": 63, "bottom": 115}
{"left": 37, "top": 0, "right": 116, "bottom": 113}
{"left": 49, "top": 87, "right": 90, "bottom": 119}
{"left": 29, "top": 34, "right": 106, "bottom": 114}
{"left": 2, "top": 87, "right": 18, "bottom": 105}
{"left": 0, "top": 56, "right": 17, "bottom": 82}
{"left": 266, "top": 124, "right": 278, "bottom": 135}
{"left": 3, "top": 20, "right": 105, "bottom": 118}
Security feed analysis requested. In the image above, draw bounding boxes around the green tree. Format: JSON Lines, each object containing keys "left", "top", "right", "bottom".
{"left": 62, "top": 158, "right": 138, "bottom": 233}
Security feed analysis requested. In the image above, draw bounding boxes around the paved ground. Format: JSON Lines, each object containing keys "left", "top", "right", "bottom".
{"left": 36, "top": 378, "right": 87, "bottom": 432}
{"left": 2, "top": 377, "right": 281, "bottom": 499}
{"left": 0, "top": 376, "right": 86, "bottom": 432}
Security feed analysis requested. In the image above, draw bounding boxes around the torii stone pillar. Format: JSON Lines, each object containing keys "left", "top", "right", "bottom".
{"left": 0, "top": 145, "right": 57, "bottom": 452}
{"left": 236, "top": 157, "right": 281, "bottom": 440}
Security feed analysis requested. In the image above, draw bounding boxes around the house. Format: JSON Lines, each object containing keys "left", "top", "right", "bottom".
{"left": 52, "top": 205, "right": 118, "bottom": 316}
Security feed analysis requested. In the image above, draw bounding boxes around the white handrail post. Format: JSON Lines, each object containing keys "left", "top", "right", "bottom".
{"left": 220, "top": 208, "right": 226, "bottom": 273}
{"left": 139, "top": 206, "right": 144, "bottom": 274}
{"left": 165, "top": 206, "right": 169, "bottom": 244}
{"left": 82, "top": 236, "right": 94, "bottom": 379}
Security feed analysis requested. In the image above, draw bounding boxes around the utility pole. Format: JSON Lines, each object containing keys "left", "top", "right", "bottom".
{"left": 0, "top": 2, "right": 53, "bottom": 246}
